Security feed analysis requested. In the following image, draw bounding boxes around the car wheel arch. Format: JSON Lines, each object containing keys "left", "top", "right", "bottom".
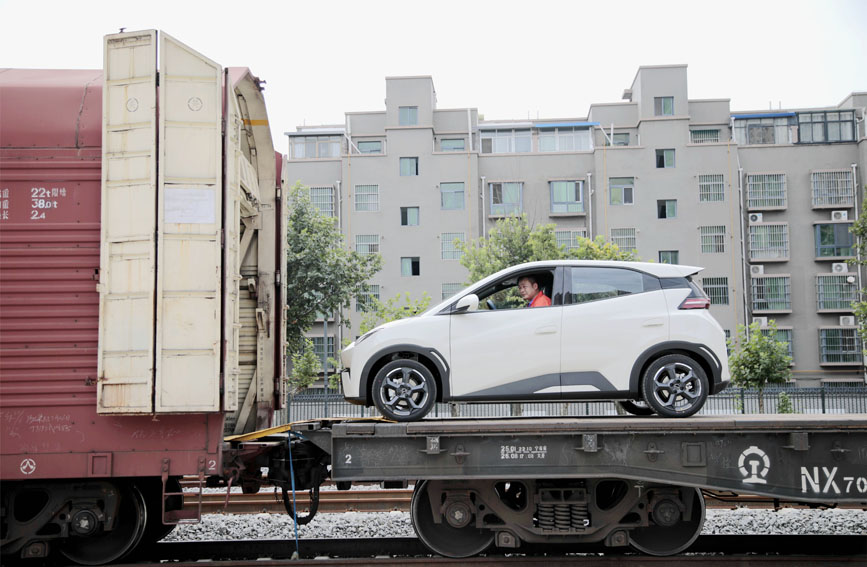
{"left": 629, "top": 342, "right": 719, "bottom": 397}
{"left": 361, "top": 345, "right": 450, "bottom": 406}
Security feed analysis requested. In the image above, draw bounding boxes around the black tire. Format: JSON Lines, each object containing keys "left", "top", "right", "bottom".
{"left": 372, "top": 359, "right": 437, "bottom": 421}
{"left": 617, "top": 400, "right": 655, "bottom": 416}
{"left": 641, "top": 354, "right": 708, "bottom": 418}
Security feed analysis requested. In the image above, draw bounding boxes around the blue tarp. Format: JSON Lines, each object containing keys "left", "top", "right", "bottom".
{"left": 731, "top": 112, "right": 795, "bottom": 120}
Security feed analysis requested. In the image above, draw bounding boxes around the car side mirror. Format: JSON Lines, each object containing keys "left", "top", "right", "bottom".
{"left": 454, "top": 294, "right": 479, "bottom": 313}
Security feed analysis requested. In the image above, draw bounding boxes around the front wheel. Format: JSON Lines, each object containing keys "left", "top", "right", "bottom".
{"left": 641, "top": 354, "right": 708, "bottom": 418}
{"left": 372, "top": 359, "right": 437, "bottom": 421}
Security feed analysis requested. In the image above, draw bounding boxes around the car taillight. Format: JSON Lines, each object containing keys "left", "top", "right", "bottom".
{"left": 679, "top": 297, "right": 710, "bottom": 309}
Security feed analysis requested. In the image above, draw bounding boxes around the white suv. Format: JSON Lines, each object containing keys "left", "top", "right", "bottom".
{"left": 341, "top": 260, "right": 729, "bottom": 421}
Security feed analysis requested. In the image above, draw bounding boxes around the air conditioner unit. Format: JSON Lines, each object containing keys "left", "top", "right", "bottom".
{"left": 832, "top": 210, "right": 849, "bottom": 221}
{"left": 749, "top": 212, "right": 763, "bottom": 224}
{"left": 753, "top": 317, "right": 768, "bottom": 327}
{"left": 832, "top": 262, "right": 849, "bottom": 274}
{"left": 840, "top": 316, "right": 856, "bottom": 326}
{"left": 750, "top": 265, "right": 764, "bottom": 276}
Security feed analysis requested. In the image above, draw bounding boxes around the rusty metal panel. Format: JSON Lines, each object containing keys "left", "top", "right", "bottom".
{"left": 155, "top": 32, "right": 222, "bottom": 412}
{"left": 97, "top": 30, "right": 158, "bottom": 414}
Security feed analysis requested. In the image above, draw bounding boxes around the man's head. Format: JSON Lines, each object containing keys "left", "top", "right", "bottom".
{"left": 517, "top": 275, "right": 540, "bottom": 301}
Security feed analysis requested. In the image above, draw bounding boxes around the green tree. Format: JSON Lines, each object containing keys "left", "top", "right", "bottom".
{"left": 288, "top": 338, "right": 321, "bottom": 394}
{"left": 848, "top": 195, "right": 867, "bottom": 354}
{"left": 727, "top": 321, "right": 792, "bottom": 413}
{"left": 456, "top": 214, "right": 636, "bottom": 283}
{"left": 359, "top": 292, "right": 432, "bottom": 335}
{"left": 776, "top": 391, "right": 795, "bottom": 414}
{"left": 285, "top": 183, "right": 382, "bottom": 391}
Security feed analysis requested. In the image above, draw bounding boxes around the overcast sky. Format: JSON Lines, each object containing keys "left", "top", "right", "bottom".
{"left": 2, "top": 0, "right": 865, "bottom": 150}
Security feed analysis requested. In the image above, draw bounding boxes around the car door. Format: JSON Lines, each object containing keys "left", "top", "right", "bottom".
{"left": 448, "top": 269, "right": 563, "bottom": 400}
{"left": 559, "top": 266, "right": 668, "bottom": 395}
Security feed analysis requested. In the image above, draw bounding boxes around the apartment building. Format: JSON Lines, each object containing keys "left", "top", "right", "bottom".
{"left": 284, "top": 66, "right": 866, "bottom": 386}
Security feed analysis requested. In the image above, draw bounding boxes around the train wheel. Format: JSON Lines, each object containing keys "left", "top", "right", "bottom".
{"left": 629, "top": 487, "right": 705, "bottom": 556}
{"left": 411, "top": 481, "right": 494, "bottom": 558}
{"left": 60, "top": 483, "right": 147, "bottom": 565}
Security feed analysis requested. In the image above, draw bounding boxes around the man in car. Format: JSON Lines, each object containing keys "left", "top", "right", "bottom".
{"left": 518, "top": 275, "right": 551, "bottom": 307}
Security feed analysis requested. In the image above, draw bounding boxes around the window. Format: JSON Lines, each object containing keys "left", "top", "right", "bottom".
{"left": 311, "top": 336, "right": 336, "bottom": 369}
{"left": 751, "top": 275, "right": 791, "bottom": 311}
{"left": 702, "top": 277, "right": 729, "bottom": 305}
{"left": 356, "top": 140, "right": 382, "bottom": 154}
{"left": 441, "top": 232, "right": 465, "bottom": 260}
{"left": 400, "top": 157, "right": 419, "bottom": 176}
{"left": 400, "top": 207, "right": 419, "bottom": 226}
{"left": 441, "top": 138, "right": 465, "bottom": 151}
{"left": 356, "top": 284, "right": 380, "bottom": 312}
{"left": 749, "top": 224, "right": 789, "bottom": 260}
{"left": 442, "top": 283, "right": 463, "bottom": 300}
{"left": 798, "top": 111, "right": 855, "bottom": 143}
{"left": 567, "top": 267, "right": 650, "bottom": 305}
{"left": 811, "top": 170, "right": 854, "bottom": 207}
{"left": 700, "top": 225, "right": 726, "bottom": 253}
{"left": 309, "top": 186, "right": 334, "bottom": 217}
{"left": 815, "top": 223, "right": 854, "bottom": 258}
{"left": 699, "top": 174, "right": 725, "bottom": 202}
{"left": 355, "top": 234, "right": 379, "bottom": 255}
{"left": 655, "top": 149, "right": 675, "bottom": 168}
{"left": 760, "top": 328, "right": 793, "bottom": 358}
{"left": 817, "top": 275, "right": 858, "bottom": 310}
{"left": 819, "top": 328, "right": 862, "bottom": 364}
{"left": 733, "top": 116, "right": 794, "bottom": 145}
{"left": 440, "top": 182, "right": 465, "bottom": 210}
{"left": 399, "top": 106, "right": 418, "bottom": 126}
{"left": 610, "top": 228, "right": 637, "bottom": 253}
{"left": 690, "top": 129, "right": 720, "bottom": 144}
{"left": 481, "top": 129, "right": 532, "bottom": 154}
{"left": 354, "top": 184, "right": 379, "bottom": 211}
{"left": 747, "top": 173, "right": 787, "bottom": 209}
{"left": 604, "top": 133, "right": 630, "bottom": 146}
{"left": 401, "top": 257, "right": 420, "bottom": 276}
{"left": 550, "top": 181, "right": 584, "bottom": 213}
{"left": 290, "top": 135, "right": 341, "bottom": 159}
{"left": 538, "top": 127, "right": 592, "bottom": 152}
{"left": 609, "top": 177, "right": 634, "bottom": 205}
{"left": 555, "top": 229, "right": 587, "bottom": 251}
{"left": 654, "top": 96, "right": 674, "bottom": 116}
{"left": 657, "top": 200, "right": 677, "bottom": 219}
{"left": 489, "top": 182, "right": 523, "bottom": 216}
{"left": 659, "top": 251, "right": 679, "bottom": 264}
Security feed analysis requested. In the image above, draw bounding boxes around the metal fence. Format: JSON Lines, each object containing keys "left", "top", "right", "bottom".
{"left": 278, "top": 386, "right": 867, "bottom": 425}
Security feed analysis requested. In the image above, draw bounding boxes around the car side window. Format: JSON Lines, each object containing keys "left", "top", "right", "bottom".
{"left": 566, "top": 267, "right": 654, "bottom": 305}
{"left": 476, "top": 271, "right": 555, "bottom": 310}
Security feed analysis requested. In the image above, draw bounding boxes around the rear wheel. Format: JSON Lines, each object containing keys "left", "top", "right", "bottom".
{"left": 641, "top": 354, "right": 708, "bottom": 418}
{"left": 372, "top": 359, "right": 437, "bottom": 421}
{"left": 629, "top": 487, "right": 705, "bottom": 555}
{"left": 411, "top": 481, "right": 494, "bottom": 558}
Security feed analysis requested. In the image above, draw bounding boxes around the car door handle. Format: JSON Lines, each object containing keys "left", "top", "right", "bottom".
{"left": 535, "top": 326, "right": 558, "bottom": 335}
{"left": 642, "top": 318, "right": 665, "bottom": 327}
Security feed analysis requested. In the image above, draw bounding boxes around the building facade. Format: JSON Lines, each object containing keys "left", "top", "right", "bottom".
{"left": 285, "top": 66, "right": 867, "bottom": 386}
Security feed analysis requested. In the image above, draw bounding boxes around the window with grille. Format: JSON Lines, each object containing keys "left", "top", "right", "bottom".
{"left": 440, "top": 182, "right": 465, "bottom": 210}
{"left": 441, "top": 232, "right": 465, "bottom": 260}
{"left": 355, "top": 234, "right": 379, "bottom": 255}
{"left": 815, "top": 223, "right": 853, "bottom": 257}
{"left": 401, "top": 257, "right": 420, "bottom": 276}
{"left": 657, "top": 200, "right": 677, "bottom": 219}
{"left": 399, "top": 106, "right": 418, "bottom": 126}
{"left": 760, "top": 328, "right": 794, "bottom": 358}
{"left": 819, "top": 328, "right": 862, "bottom": 364}
{"left": 400, "top": 207, "right": 419, "bottom": 226}
{"left": 354, "top": 184, "right": 379, "bottom": 211}
{"left": 489, "top": 182, "right": 523, "bottom": 216}
{"left": 655, "top": 149, "right": 675, "bottom": 168}
{"left": 356, "top": 284, "right": 380, "bottom": 312}
{"left": 654, "top": 96, "right": 674, "bottom": 116}
{"left": 690, "top": 129, "right": 720, "bottom": 144}
{"left": 702, "top": 277, "right": 729, "bottom": 305}
{"left": 481, "top": 129, "right": 532, "bottom": 154}
{"left": 798, "top": 111, "right": 856, "bottom": 143}
{"left": 555, "top": 229, "right": 588, "bottom": 251}
{"left": 400, "top": 157, "right": 419, "bottom": 176}
{"left": 747, "top": 173, "right": 787, "bottom": 209}
{"left": 550, "top": 181, "right": 584, "bottom": 213}
{"left": 699, "top": 174, "right": 725, "bottom": 202}
{"left": 442, "top": 283, "right": 463, "bottom": 300}
{"left": 609, "top": 177, "right": 634, "bottom": 205}
{"left": 817, "top": 275, "right": 858, "bottom": 310}
{"left": 749, "top": 224, "right": 789, "bottom": 260}
{"left": 811, "top": 170, "right": 854, "bottom": 207}
{"left": 311, "top": 336, "right": 336, "bottom": 369}
{"left": 659, "top": 250, "right": 679, "bottom": 264}
{"left": 751, "top": 275, "right": 791, "bottom": 311}
{"left": 309, "top": 186, "right": 334, "bottom": 217}
{"left": 700, "top": 225, "right": 726, "bottom": 253}
{"left": 610, "top": 228, "right": 637, "bottom": 253}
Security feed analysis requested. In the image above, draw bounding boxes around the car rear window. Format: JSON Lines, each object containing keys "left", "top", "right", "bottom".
{"left": 566, "top": 267, "right": 659, "bottom": 305}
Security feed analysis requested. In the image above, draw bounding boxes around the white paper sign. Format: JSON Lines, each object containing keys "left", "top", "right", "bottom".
{"left": 164, "top": 187, "right": 216, "bottom": 224}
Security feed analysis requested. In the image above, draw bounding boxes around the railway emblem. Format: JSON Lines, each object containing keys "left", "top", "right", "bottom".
{"left": 19, "top": 458, "right": 36, "bottom": 475}
{"left": 738, "top": 446, "right": 770, "bottom": 484}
